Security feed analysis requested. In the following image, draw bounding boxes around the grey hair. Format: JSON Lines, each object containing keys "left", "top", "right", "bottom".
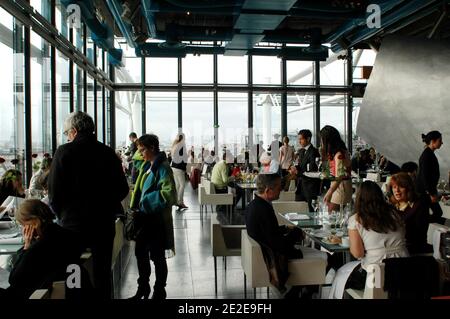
{"left": 64, "top": 111, "right": 95, "bottom": 135}
{"left": 256, "top": 173, "right": 281, "bottom": 194}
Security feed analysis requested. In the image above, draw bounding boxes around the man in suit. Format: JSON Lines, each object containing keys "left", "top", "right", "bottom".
{"left": 48, "top": 111, "right": 129, "bottom": 299}
{"left": 294, "top": 129, "right": 321, "bottom": 212}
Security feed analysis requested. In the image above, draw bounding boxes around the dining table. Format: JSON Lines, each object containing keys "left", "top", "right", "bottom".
{"left": 0, "top": 222, "right": 23, "bottom": 256}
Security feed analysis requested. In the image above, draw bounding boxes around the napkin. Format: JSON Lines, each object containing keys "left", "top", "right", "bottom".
{"left": 433, "top": 228, "right": 446, "bottom": 260}
{"left": 286, "top": 213, "right": 310, "bottom": 221}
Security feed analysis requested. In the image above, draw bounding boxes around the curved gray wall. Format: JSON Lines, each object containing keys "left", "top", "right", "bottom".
{"left": 357, "top": 36, "right": 449, "bottom": 178}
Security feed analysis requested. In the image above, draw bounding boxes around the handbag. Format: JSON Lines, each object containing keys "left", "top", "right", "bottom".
{"left": 124, "top": 209, "right": 147, "bottom": 241}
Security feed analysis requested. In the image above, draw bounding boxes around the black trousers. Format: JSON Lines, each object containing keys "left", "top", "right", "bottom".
{"left": 74, "top": 222, "right": 115, "bottom": 299}
{"left": 134, "top": 229, "right": 168, "bottom": 290}
{"left": 429, "top": 202, "right": 445, "bottom": 224}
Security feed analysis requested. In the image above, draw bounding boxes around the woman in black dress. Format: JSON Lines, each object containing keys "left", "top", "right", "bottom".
{"left": 416, "top": 131, "right": 444, "bottom": 224}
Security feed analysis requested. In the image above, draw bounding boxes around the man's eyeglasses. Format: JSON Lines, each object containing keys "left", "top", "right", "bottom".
{"left": 63, "top": 128, "right": 73, "bottom": 136}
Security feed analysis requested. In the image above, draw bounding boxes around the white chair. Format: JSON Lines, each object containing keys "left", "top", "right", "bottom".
{"left": 278, "top": 191, "right": 296, "bottom": 201}
{"left": 345, "top": 263, "right": 388, "bottom": 299}
{"left": 211, "top": 213, "right": 245, "bottom": 295}
{"left": 241, "top": 230, "right": 327, "bottom": 298}
{"left": 30, "top": 281, "right": 66, "bottom": 299}
{"left": 272, "top": 201, "right": 309, "bottom": 214}
{"left": 198, "top": 180, "right": 233, "bottom": 219}
{"left": 111, "top": 218, "right": 125, "bottom": 298}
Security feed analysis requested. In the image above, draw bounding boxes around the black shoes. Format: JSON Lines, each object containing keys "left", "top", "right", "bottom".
{"left": 152, "top": 287, "right": 167, "bottom": 300}
{"left": 128, "top": 285, "right": 151, "bottom": 300}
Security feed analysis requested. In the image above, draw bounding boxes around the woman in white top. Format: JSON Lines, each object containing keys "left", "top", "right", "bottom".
{"left": 279, "top": 136, "right": 294, "bottom": 176}
{"left": 330, "top": 181, "right": 408, "bottom": 297}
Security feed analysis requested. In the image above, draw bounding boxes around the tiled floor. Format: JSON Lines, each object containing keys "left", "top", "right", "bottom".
{"left": 119, "top": 183, "right": 277, "bottom": 299}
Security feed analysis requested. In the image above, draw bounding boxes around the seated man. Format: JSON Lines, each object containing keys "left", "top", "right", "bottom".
{"left": 211, "top": 152, "right": 241, "bottom": 211}
{"left": 245, "top": 173, "right": 306, "bottom": 297}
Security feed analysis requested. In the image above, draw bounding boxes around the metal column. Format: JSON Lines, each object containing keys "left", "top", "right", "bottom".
{"left": 346, "top": 49, "right": 353, "bottom": 152}
{"left": 314, "top": 60, "right": 321, "bottom": 147}
{"left": 178, "top": 57, "right": 182, "bottom": 133}
{"left": 24, "top": 20, "right": 32, "bottom": 184}
{"left": 141, "top": 57, "right": 146, "bottom": 134}
{"left": 109, "top": 66, "right": 116, "bottom": 149}
{"left": 281, "top": 57, "right": 287, "bottom": 138}
{"left": 213, "top": 51, "right": 218, "bottom": 153}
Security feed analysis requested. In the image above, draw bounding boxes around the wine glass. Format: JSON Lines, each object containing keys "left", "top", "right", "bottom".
{"left": 311, "top": 199, "right": 319, "bottom": 221}
{"left": 7, "top": 207, "right": 18, "bottom": 231}
{"left": 315, "top": 157, "right": 321, "bottom": 171}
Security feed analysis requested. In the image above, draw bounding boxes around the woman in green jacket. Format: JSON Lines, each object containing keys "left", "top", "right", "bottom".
{"left": 129, "top": 134, "right": 177, "bottom": 299}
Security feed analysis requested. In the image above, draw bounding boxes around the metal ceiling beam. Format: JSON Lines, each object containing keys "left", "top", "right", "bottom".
{"left": 105, "top": 0, "right": 137, "bottom": 47}
{"left": 325, "top": 0, "right": 406, "bottom": 44}
{"left": 342, "top": 0, "right": 442, "bottom": 51}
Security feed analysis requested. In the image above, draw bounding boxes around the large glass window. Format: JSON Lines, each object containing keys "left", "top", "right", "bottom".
{"left": 252, "top": 56, "right": 281, "bottom": 85}
{"left": 287, "top": 61, "right": 314, "bottom": 86}
{"left": 353, "top": 49, "right": 377, "bottom": 84}
{"left": 146, "top": 57, "right": 178, "bottom": 83}
{"left": 105, "top": 88, "right": 111, "bottom": 146}
{"left": 287, "top": 93, "right": 315, "bottom": 148}
{"left": 320, "top": 50, "right": 347, "bottom": 86}
{"left": 117, "top": 57, "right": 141, "bottom": 83}
{"left": 96, "top": 84, "right": 104, "bottom": 142}
{"left": 86, "top": 75, "right": 95, "bottom": 119}
{"left": 30, "top": 31, "right": 52, "bottom": 165}
{"left": 55, "top": 50, "right": 70, "bottom": 146}
{"left": 218, "top": 93, "right": 247, "bottom": 155}
{"left": 55, "top": 0, "right": 68, "bottom": 38}
{"left": 146, "top": 92, "right": 178, "bottom": 151}
{"left": 183, "top": 92, "right": 213, "bottom": 153}
{"left": 218, "top": 55, "right": 247, "bottom": 84}
{"left": 116, "top": 107, "right": 132, "bottom": 150}
{"left": 31, "top": 0, "right": 51, "bottom": 21}
{"left": 0, "top": 9, "right": 25, "bottom": 175}
{"left": 252, "top": 92, "right": 281, "bottom": 150}
{"left": 74, "top": 65, "right": 84, "bottom": 111}
{"left": 320, "top": 94, "right": 347, "bottom": 144}
{"left": 182, "top": 55, "right": 213, "bottom": 84}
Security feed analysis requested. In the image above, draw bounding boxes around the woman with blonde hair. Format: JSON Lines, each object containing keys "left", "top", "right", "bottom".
{"left": 0, "top": 200, "right": 84, "bottom": 299}
{"left": 171, "top": 133, "right": 188, "bottom": 210}
{"left": 279, "top": 136, "right": 294, "bottom": 177}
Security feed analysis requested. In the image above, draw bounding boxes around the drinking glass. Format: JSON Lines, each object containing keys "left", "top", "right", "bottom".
{"left": 315, "top": 157, "right": 321, "bottom": 171}
{"left": 7, "top": 207, "right": 18, "bottom": 231}
{"left": 311, "top": 199, "right": 319, "bottom": 221}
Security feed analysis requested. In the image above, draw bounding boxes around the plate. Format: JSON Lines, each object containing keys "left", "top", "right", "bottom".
{"left": 311, "top": 230, "right": 331, "bottom": 238}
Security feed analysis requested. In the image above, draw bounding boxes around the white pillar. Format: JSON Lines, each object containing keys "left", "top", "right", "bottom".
{"left": 262, "top": 99, "right": 272, "bottom": 149}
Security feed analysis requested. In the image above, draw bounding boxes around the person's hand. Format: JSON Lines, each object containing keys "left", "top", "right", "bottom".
{"left": 430, "top": 194, "right": 439, "bottom": 203}
{"left": 22, "top": 224, "right": 35, "bottom": 250}
{"left": 289, "top": 166, "right": 297, "bottom": 175}
{"left": 323, "top": 191, "right": 332, "bottom": 204}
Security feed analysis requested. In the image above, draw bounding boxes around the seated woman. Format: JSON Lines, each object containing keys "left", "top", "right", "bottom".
{"left": 330, "top": 181, "right": 409, "bottom": 298}
{"left": 0, "top": 169, "right": 25, "bottom": 205}
{"left": 389, "top": 172, "right": 432, "bottom": 255}
{"left": 28, "top": 157, "right": 52, "bottom": 193}
{"left": 0, "top": 200, "right": 84, "bottom": 299}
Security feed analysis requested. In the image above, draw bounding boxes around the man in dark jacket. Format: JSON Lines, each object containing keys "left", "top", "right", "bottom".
{"left": 294, "top": 130, "right": 321, "bottom": 212}
{"left": 48, "top": 111, "right": 129, "bottom": 299}
{"left": 245, "top": 173, "right": 304, "bottom": 295}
